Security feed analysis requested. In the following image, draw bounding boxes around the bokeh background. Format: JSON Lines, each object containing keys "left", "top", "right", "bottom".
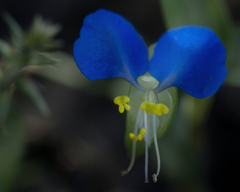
{"left": 0, "top": 0, "right": 240, "bottom": 191}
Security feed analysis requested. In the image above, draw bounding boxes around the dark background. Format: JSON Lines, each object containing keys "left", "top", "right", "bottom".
{"left": 0, "top": 0, "right": 240, "bottom": 191}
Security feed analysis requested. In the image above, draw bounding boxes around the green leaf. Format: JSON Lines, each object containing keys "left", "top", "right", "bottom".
{"left": 24, "top": 51, "right": 88, "bottom": 89}
{"left": 16, "top": 76, "right": 50, "bottom": 116}
{"left": 125, "top": 86, "right": 178, "bottom": 157}
{"left": 25, "top": 16, "right": 63, "bottom": 51}
{"left": 224, "top": 25, "right": 240, "bottom": 87}
{"left": 1, "top": 66, "right": 21, "bottom": 90}
{"left": 2, "top": 13, "right": 24, "bottom": 49}
{"left": 148, "top": 43, "right": 156, "bottom": 60}
{"left": 24, "top": 51, "right": 120, "bottom": 98}
{"left": 0, "top": 40, "right": 13, "bottom": 59}
{"left": 159, "top": 0, "right": 232, "bottom": 46}
{"left": 0, "top": 90, "right": 12, "bottom": 125}
{"left": 158, "top": 93, "right": 214, "bottom": 191}
{"left": 225, "top": 66, "right": 240, "bottom": 87}
{"left": 0, "top": 107, "right": 25, "bottom": 192}
{"left": 178, "top": 93, "right": 214, "bottom": 129}
{"left": 28, "top": 51, "right": 59, "bottom": 66}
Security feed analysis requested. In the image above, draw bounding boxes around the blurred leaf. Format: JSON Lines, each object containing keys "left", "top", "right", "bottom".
{"left": 28, "top": 51, "right": 58, "bottom": 66}
{"left": 148, "top": 43, "right": 156, "bottom": 60}
{"left": 24, "top": 51, "right": 119, "bottom": 98}
{"left": 184, "top": 95, "right": 213, "bottom": 129}
{"left": 0, "top": 40, "right": 13, "bottom": 59}
{"left": 226, "top": 66, "right": 240, "bottom": 87}
{"left": 125, "top": 86, "right": 177, "bottom": 156}
{"left": 16, "top": 76, "right": 50, "bottom": 116}
{"left": 107, "top": 78, "right": 131, "bottom": 99}
{"left": 225, "top": 25, "right": 240, "bottom": 87}
{"left": 159, "top": 93, "right": 213, "bottom": 192}
{"left": 26, "top": 16, "right": 63, "bottom": 50}
{"left": 0, "top": 90, "right": 12, "bottom": 126}
{"left": 1, "top": 66, "right": 21, "bottom": 90}
{"left": 2, "top": 13, "right": 24, "bottom": 49}
{"left": 159, "top": 0, "right": 232, "bottom": 46}
{"left": 24, "top": 51, "right": 90, "bottom": 89}
{"left": 0, "top": 107, "right": 25, "bottom": 192}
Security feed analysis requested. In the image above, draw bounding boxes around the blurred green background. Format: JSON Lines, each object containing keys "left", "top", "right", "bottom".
{"left": 0, "top": 0, "right": 240, "bottom": 191}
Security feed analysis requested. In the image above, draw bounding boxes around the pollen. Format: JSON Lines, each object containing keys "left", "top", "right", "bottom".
{"left": 140, "top": 102, "right": 155, "bottom": 114}
{"left": 152, "top": 104, "right": 169, "bottom": 116}
{"left": 114, "top": 95, "right": 131, "bottom": 113}
{"left": 129, "top": 128, "right": 146, "bottom": 141}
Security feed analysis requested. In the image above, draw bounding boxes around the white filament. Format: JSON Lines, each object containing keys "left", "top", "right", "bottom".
{"left": 126, "top": 107, "right": 142, "bottom": 172}
{"left": 144, "top": 111, "right": 149, "bottom": 182}
{"left": 153, "top": 115, "right": 161, "bottom": 177}
{"left": 166, "top": 90, "right": 172, "bottom": 109}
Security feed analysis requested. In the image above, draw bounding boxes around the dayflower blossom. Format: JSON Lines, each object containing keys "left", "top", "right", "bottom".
{"left": 73, "top": 9, "right": 227, "bottom": 183}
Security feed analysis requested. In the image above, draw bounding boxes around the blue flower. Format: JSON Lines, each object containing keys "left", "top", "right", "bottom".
{"left": 73, "top": 9, "right": 227, "bottom": 183}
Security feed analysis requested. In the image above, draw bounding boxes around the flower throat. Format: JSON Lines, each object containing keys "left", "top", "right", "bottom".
{"left": 114, "top": 74, "right": 172, "bottom": 183}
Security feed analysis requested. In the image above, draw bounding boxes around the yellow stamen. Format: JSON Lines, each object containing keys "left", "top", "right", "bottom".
{"left": 114, "top": 95, "right": 131, "bottom": 113}
{"left": 124, "top": 103, "right": 131, "bottom": 111}
{"left": 140, "top": 102, "right": 155, "bottom": 114}
{"left": 129, "top": 128, "right": 146, "bottom": 141}
{"left": 141, "top": 102, "right": 169, "bottom": 116}
{"left": 153, "top": 104, "right": 169, "bottom": 116}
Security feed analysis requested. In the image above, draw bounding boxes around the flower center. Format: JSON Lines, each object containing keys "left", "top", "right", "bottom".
{"left": 114, "top": 74, "right": 172, "bottom": 183}
{"left": 137, "top": 73, "right": 159, "bottom": 90}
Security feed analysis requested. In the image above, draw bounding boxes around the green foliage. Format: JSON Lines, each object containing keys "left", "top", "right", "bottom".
{"left": 0, "top": 90, "right": 12, "bottom": 127}
{"left": 160, "top": 0, "right": 232, "bottom": 45}
{"left": 0, "top": 14, "right": 61, "bottom": 192}
{"left": 16, "top": 76, "right": 50, "bottom": 116}
{"left": 0, "top": 14, "right": 61, "bottom": 116}
{"left": 25, "top": 16, "right": 63, "bottom": 50}
{"left": 0, "top": 40, "right": 14, "bottom": 59}
{"left": 3, "top": 13, "right": 24, "bottom": 49}
{"left": 0, "top": 108, "right": 25, "bottom": 192}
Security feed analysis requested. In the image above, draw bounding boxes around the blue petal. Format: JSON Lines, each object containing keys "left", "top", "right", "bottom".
{"left": 73, "top": 9, "right": 148, "bottom": 89}
{"left": 149, "top": 26, "right": 227, "bottom": 98}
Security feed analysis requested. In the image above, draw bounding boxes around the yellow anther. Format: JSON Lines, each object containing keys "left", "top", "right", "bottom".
{"left": 140, "top": 102, "right": 155, "bottom": 114}
{"left": 153, "top": 104, "right": 169, "bottom": 116}
{"left": 129, "top": 133, "right": 138, "bottom": 141}
{"left": 141, "top": 101, "right": 169, "bottom": 116}
{"left": 138, "top": 128, "right": 146, "bottom": 141}
{"left": 161, "top": 104, "right": 169, "bottom": 114}
{"left": 129, "top": 128, "right": 146, "bottom": 141}
{"left": 114, "top": 95, "right": 130, "bottom": 113}
{"left": 119, "top": 105, "right": 124, "bottom": 113}
{"left": 124, "top": 103, "right": 130, "bottom": 111}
